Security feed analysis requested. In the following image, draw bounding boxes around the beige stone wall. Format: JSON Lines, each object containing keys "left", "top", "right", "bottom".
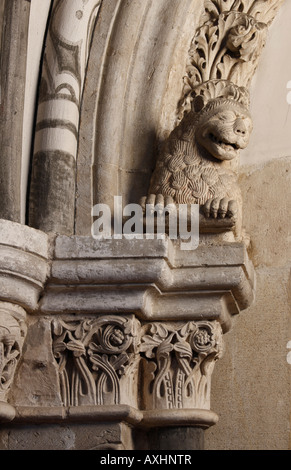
{"left": 205, "top": 1, "right": 291, "bottom": 449}
{"left": 241, "top": 1, "right": 291, "bottom": 167}
{"left": 206, "top": 159, "right": 291, "bottom": 450}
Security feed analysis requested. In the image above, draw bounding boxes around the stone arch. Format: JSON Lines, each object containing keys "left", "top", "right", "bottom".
{"left": 76, "top": 0, "right": 203, "bottom": 235}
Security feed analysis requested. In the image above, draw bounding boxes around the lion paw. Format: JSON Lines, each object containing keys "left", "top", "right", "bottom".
{"left": 203, "top": 198, "right": 237, "bottom": 219}
{"left": 140, "top": 194, "right": 176, "bottom": 215}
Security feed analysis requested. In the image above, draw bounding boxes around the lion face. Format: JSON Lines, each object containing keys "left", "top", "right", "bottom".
{"left": 195, "top": 105, "right": 253, "bottom": 161}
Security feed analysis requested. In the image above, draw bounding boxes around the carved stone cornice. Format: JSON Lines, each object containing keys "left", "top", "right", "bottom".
{"left": 40, "top": 235, "right": 254, "bottom": 333}
{"left": 0, "top": 221, "right": 254, "bottom": 329}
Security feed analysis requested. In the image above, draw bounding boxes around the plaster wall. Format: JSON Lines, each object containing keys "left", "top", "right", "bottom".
{"left": 241, "top": 0, "right": 291, "bottom": 166}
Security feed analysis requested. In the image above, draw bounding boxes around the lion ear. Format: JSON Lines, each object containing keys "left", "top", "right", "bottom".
{"left": 192, "top": 95, "right": 206, "bottom": 113}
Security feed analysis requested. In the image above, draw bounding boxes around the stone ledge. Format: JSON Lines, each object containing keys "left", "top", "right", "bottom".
{"left": 14, "top": 406, "right": 218, "bottom": 429}
{"left": 41, "top": 235, "right": 255, "bottom": 331}
{"left": 15, "top": 405, "right": 143, "bottom": 426}
{"left": 141, "top": 409, "right": 219, "bottom": 429}
{"left": 54, "top": 235, "right": 175, "bottom": 261}
{"left": 0, "top": 222, "right": 255, "bottom": 329}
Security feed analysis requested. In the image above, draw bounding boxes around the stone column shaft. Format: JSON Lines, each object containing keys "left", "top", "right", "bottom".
{"left": 0, "top": 0, "right": 31, "bottom": 222}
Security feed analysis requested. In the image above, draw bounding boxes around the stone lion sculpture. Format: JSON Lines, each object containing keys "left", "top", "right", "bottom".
{"left": 141, "top": 80, "right": 253, "bottom": 223}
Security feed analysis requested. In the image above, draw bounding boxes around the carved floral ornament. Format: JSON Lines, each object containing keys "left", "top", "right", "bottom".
{"left": 52, "top": 316, "right": 140, "bottom": 407}
{"left": 140, "top": 321, "right": 223, "bottom": 411}
{"left": 180, "top": 0, "right": 284, "bottom": 118}
{"left": 178, "top": 10, "right": 267, "bottom": 119}
{"left": 51, "top": 316, "right": 223, "bottom": 413}
{"left": 0, "top": 305, "right": 27, "bottom": 405}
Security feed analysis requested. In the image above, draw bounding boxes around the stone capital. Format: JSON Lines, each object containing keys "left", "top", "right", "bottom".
{"left": 0, "top": 301, "right": 27, "bottom": 422}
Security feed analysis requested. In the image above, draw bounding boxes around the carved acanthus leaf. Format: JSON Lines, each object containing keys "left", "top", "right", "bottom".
{"left": 140, "top": 321, "right": 224, "bottom": 411}
{"left": 178, "top": 0, "right": 283, "bottom": 120}
{"left": 0, "top": 308, "right": 27, "bottom": 403}
{"left": 203, "top": 0, "right": 284, "bottom": 25}
{"left": 52, "top": 315, "right": 140, "bottom": 407}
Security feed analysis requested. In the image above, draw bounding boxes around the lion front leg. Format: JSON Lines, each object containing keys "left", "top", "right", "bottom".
{"left": 202, "top": 197, "right": 238, "bottom": 219}
{"left": 140, "top": 194, "right": 176, "bottom": 215}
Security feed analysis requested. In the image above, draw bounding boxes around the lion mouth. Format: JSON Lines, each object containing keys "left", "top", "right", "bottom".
{"left": 209, "top": 133, "right": 240, "bottom": 151}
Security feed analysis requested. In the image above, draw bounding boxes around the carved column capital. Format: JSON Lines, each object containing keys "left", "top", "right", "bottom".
{"left": 52, "top": 315, "right": 141, "bottom": 408}
{"left": 140, "top": 320, "right": 223, "bottom": 428}
{"left": 0, "top": 302, "right": 27, "bottom": 422}
{"left": 51, "top": 314, "right": 224, "bottom": 430}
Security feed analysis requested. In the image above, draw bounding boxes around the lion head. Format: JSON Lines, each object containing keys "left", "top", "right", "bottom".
{"left": 179, "top": 80, "right": 253, "bottom": 162}
{"left": 194, "top": 101, "right": 253, "bottom": 161}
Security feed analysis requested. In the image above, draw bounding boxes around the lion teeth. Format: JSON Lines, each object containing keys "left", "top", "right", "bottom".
{"left": 209, "top": 133, "right": 238, "bottom": 150}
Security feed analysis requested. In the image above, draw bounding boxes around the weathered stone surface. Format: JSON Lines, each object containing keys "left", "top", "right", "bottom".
{"left": 148, "top": 426, "right": 204, "bottom": 451}
{"left": 0, "top": 219, "right": 51, "bottom": 259}
{"left": 0, "top": 422, "right": 133, "bottom": 450}
{"left": 205, "top": 157, "right": 291, "bottom": 450}
{"left": 206, "top": 267, "right": 291, "bottom": 450}
{"left": 11, "top": 317, "right": 62, "bottom": 408}
{"left": 29, "top": 152, "right": 76, "bottom": 234}
{"left": 239, "top": 157, "right": 291, "bottom": 268}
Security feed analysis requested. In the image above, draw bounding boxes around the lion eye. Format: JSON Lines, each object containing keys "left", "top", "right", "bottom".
{"left": 218, "top": 112, "right": 235, "bottom": 121}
